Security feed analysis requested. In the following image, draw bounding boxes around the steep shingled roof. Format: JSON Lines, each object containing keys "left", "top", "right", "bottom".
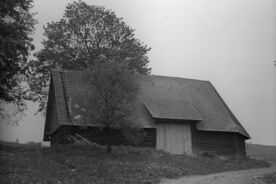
{"left": 45, "top": 70, "right": 250, "bottom": 139}
{"left": 138, "top": 75, "right": 250, "bottom": 138}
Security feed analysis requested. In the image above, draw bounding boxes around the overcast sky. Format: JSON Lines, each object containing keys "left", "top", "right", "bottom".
{"left": 1, "top": 0, "right": 276, "bottom": 145}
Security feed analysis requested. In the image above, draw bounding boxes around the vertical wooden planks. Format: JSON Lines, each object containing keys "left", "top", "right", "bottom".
{"left": 156, "top": 123, "right": 192, "bottom": 155}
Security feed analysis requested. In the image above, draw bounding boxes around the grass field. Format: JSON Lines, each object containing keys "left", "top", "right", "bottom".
{"left": 246, "top": 143, "right": 276, "bottom": 161}
{"left": 0, "top": 141, "right": 270, "bottom": 184}
{"left": 260, "top": 172, "right": 276, "bottom": 184}
{"left": 246, "top": 144, "right": 276, "bottom": 184}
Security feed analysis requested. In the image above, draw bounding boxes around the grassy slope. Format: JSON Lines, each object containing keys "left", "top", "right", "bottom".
{"left": 0, "top": 142, "right": 270, "bottom": 184}
{"left": 261, "top": 172, "right": 276, "bottom": 184}
{"left": 246, "top": 143, "right": 276, "bottom": 161}
{"left": 246, "top": 144, "right": 276, "bottom": 184}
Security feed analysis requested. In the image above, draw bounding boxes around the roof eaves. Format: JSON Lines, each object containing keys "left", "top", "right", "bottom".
{"left": 61, "top": 71, "right": 72, "bottom": 120}
{"left": 207, "top": 81, "right": 250, "bottom": 139}
{"left": 142, "top": 100, "right": 203, "bottom": 122}
{"left": 52, "top": 70, "right": 71, "bottom": 126}
{"left": 43, "top": 75, "right": 54, "bottom": 141}
{"left": 148, "top": 74, "right": 210, "bottom": 83}
{"left": 155, "top": 117, "right": 202, "bottom": 122}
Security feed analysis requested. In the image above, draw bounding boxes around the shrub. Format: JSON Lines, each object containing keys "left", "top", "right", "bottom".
{"left": 200, "top": 152, "right": 216, "bottom": 158}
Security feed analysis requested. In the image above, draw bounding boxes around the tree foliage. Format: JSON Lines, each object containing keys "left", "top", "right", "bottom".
{"left": 27, "top": 0, "right": 151, "bottom": 113}
{"left": 77, "top": 58, "right": 144, "bottom": 153}
{"left": 0, "top": 101, "right": 26, "bottom": 126}
{"left": 0, "top": 0, "right": 36, "bottom": 109}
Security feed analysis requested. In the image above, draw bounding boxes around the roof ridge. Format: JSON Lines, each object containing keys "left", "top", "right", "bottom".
{"left": 146, "top": 74, "right": 210, "bottom": 83}
{"left": 61, "top": 70, "right": 210, "bottom": 83}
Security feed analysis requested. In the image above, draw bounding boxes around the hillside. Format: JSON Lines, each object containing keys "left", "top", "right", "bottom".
{"left": 246, "top": 143, "right": 276, "bottom": 161}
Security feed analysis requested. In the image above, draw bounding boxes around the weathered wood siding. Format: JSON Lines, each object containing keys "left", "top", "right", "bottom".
{"left": 51, "top": 126, "right": 69, "bottom": 145}
{"left": 43, "top": 81, "right": 59, "bottom": 141}
{"left": 49, "top": 95, "right": 59, "bottom": 133}
{"left": 67, "top": 126, "right": 156, "bottom": 147}
{"left": 193, "top": 130, "right": 246, "bottom": 157}
{"left": 156, "top": 123, "right": 192, "bottom": 155}
{"left": 233, "top": 134, "right": 246, "bottom": 157}
{"left": 49, "top": 124, "right": 246, "bottom": 157}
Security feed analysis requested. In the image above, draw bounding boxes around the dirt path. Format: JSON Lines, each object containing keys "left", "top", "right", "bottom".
{"left": 159, "top": 165, "right": 276, "bottom": 184}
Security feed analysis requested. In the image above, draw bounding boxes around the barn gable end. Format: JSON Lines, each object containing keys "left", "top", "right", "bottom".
{"left": 43, "top": 76, "right": 60, "bottom": 141}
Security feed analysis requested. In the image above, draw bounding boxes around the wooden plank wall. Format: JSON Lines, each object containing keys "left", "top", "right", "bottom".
{"left": 50, "top": 125, "right": 246, "bottom": 157}
{"left": 49, "top": 93, "right": 59, "bottom": 133}
{"left": 193, "top": 130, "right": 246, "bottom": 157}
{"left": 156, "top": 123, "right": 192, "bottom": 155}
{"left": 67, "top": 126, "right": 156, "bottom": 147}
{"left": 233, "top": 134, "right": 246, "bottom": 157}
{"left": 51, "top": 126, "right": 69, "bottom": 145}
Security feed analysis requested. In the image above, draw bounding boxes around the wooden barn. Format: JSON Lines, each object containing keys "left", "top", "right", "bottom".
{"left": 43, "top": 70, "right": 250, "bottom": 157}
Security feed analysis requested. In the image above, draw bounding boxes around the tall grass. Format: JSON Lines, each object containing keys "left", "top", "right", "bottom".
{"left": 0, "top": 142, "right": 270, "bottom": 184}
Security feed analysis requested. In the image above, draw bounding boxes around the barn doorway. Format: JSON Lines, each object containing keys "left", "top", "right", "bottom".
{"left": 156, "top": 123, "right": 192, "bottom": 155}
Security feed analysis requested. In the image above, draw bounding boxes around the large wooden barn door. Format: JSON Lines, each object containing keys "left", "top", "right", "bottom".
{"left": 156, "top": 124, "right": 192, "bottom": 155}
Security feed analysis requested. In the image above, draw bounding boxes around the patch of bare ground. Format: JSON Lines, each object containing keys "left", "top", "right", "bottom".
{"left": 160, "top": 165, "right": 276, "bottom": 184}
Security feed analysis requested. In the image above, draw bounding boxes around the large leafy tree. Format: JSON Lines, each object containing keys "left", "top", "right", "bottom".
{"left": 77, "top": 58, "right": 144, "bottom": 153}
{"left": 0, "top": 0, "right": 35, "bottom": 108}
{"left": 27, "top": 0, "right": 151, "bottom": 113}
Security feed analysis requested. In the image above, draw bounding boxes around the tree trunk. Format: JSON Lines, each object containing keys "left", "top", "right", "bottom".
{"left": 106, "top": 127, "right": 112, "bottom": 154}
{"left": 107, "top": 143, "right": 112, "bottom": 154}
